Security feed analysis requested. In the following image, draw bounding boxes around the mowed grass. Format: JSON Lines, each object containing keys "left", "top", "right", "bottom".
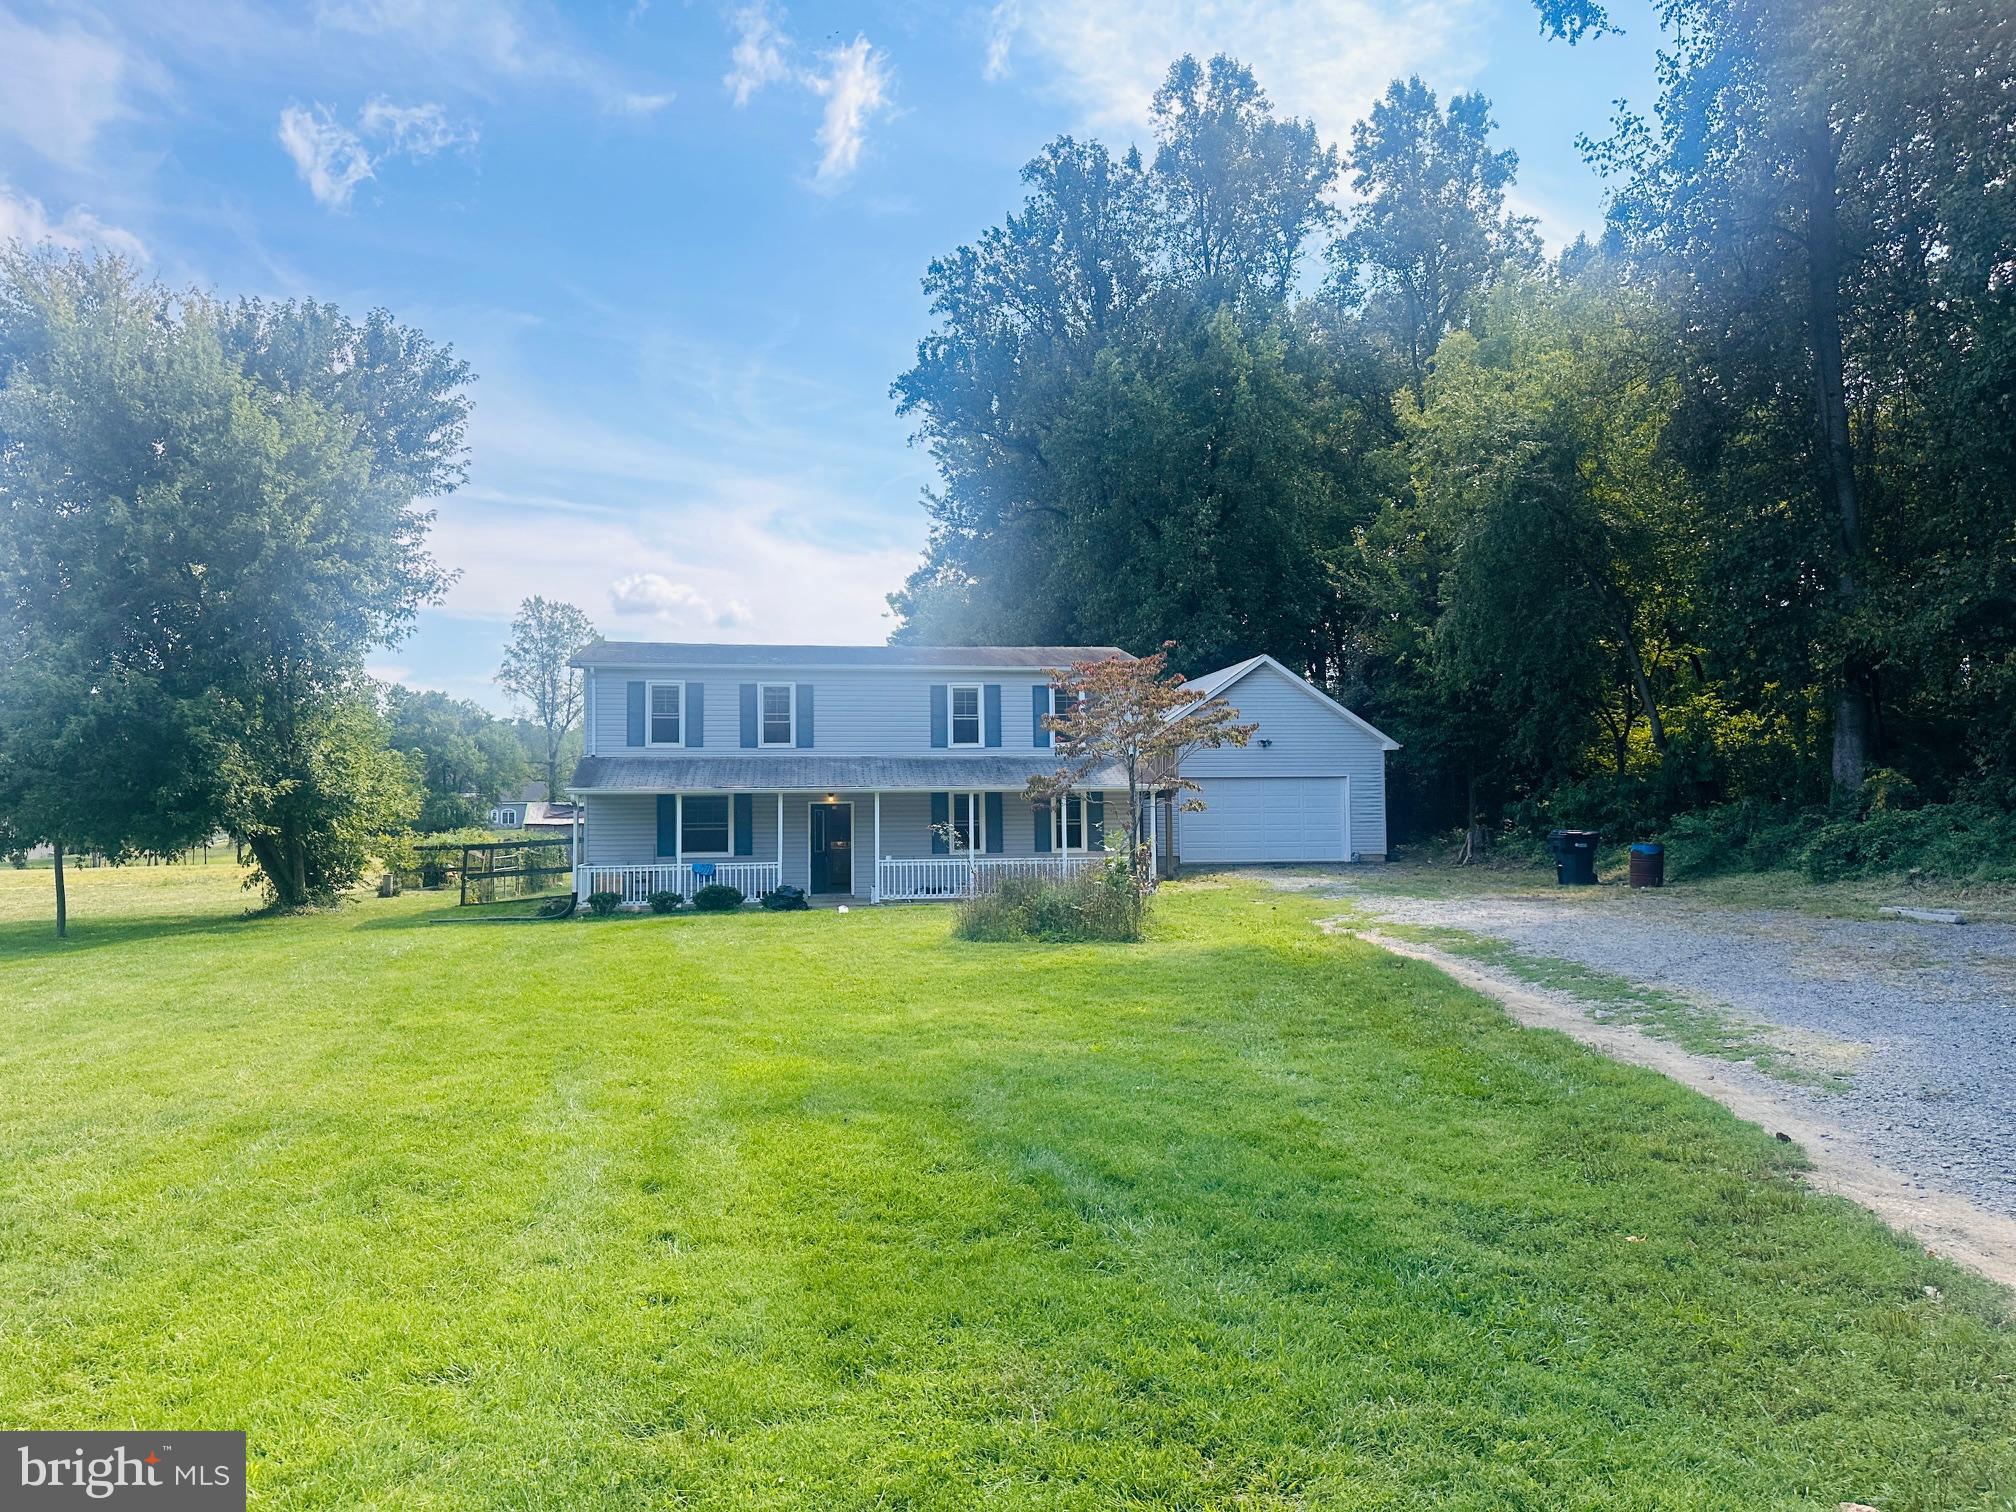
{"left": 1, "top": 867, "right": 2012, "bottom": 1509}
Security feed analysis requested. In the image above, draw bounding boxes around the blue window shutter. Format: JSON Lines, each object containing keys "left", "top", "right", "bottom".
{"left": 626, "top": 681, "right": 645, "bottom": 747}
{"left": 733, "top": 793, "right": 754, "bottom": 856}
{"left": 796, "top": 683, "right": 814, "bottom": 747}
{"left": 984, "top": 792, "right": 1003, "bottom": 853}
{"left": 929, "top": 685, "right": 948, "bottom": 748}
{"left": 656, "top": 795, "right": 677, "bottom": 856}
{"left": 1088, "top": 793, "right": 1104, "bottom": 848}
{"left": 1032, "top": 684, "right": 1050, "bottom": 747}
{"left": 1032, "top": 799, "right": 1051, "bottom": 853}
{"left": 930, "top": 793, "right": 949, "bottom": 853}
{"left": 739, "top": 683, "right": 757, "bottom": 748}
{"left": 984, "top": 684, "right": 1002, "bottom": 747}
{"left": 688, "top": 683, "right": 705, "bottom": 748}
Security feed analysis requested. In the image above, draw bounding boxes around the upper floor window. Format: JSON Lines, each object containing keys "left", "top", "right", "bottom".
{"left": 759, "top": 682, "right": 795, "bottom": 746}
{"left": 1049, "top": 686, "right": 1076, "bottom": 738}
{"left": 682, "top": 795, "right": 731, "bottom": 854}
{"left": 949, "top": 683, "right": 982, "bottom": 747}
{"left": 648, "top": 681, "right": 684, "bottom": 746}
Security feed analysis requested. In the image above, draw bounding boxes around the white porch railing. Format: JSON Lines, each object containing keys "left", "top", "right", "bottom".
{"left": 578, "top": 862, "right": 781, "bottom": 905}
{"left": 876, "top": 853, "right": 1106, "bottom": 902}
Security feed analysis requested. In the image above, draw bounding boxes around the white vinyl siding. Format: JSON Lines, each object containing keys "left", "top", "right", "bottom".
{"left": 1180, "top": 661, "right": 1389, "bottom": 857}
{"left": 586, "top": 669, "right": 1062, "bottom": 754}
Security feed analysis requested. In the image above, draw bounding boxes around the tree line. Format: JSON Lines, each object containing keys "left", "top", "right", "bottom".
{"left": 892, "top": 0, "right": 2016, "bottom": 854}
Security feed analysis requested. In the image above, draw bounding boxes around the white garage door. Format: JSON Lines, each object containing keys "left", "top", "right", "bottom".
{"left": 1180, "top": 777, "right": 1350, "bottom": 863}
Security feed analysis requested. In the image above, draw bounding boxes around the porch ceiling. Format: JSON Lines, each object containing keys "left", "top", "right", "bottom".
{"left": 567, "top": 753, "right": 1128, "bottom": 794}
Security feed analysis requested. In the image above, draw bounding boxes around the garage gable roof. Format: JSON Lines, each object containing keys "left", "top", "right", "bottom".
{"left": 1182, "top": 654, "right": 1401, "bottom": 751}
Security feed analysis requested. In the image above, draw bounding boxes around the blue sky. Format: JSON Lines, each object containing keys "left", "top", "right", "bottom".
{"left": 0, "top": 0, "right": 1660, "bottom": 713}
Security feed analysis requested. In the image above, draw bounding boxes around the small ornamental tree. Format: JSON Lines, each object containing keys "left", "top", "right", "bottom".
{"left": 1028, "top": 645, "right": 1257, "bottom": 884}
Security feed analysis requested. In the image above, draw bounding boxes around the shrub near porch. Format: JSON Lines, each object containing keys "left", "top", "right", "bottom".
{"left": 0, "top": 865, "right": 2010, "bottom": 1508}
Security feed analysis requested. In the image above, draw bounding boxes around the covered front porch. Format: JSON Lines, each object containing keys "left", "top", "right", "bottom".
{"left": 567, "top": 753, "right": 1138, "bottom": 906}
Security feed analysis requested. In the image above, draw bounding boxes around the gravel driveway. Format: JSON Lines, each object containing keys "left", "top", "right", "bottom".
{"left": 1292, "top": 875, "right": 2016, "bottom": 1221}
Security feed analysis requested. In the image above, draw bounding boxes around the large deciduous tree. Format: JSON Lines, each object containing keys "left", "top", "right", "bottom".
{"left": 0, "top": 250, "right": 466, "bottom": 912}
{"left": 1531, "top": 0, "right": 2016, "bottom": 797}
{"left": 1328, "top": 77, "right": 1540, "bottom": 402}
{"left": 496, "top": 596, "right": 594, "bottom": 800}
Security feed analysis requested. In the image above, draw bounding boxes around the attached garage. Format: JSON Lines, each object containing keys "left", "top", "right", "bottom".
{"left": 1171, "top": 655, "right": 1398, "bottom": 868}
{"left": 1177, "top": 776, "right": 1350, "bottom": 863}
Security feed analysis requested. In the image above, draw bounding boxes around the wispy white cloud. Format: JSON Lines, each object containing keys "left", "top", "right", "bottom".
{"left": 278, "top": 106, "right": 374, "bottom": 208}
{"left": 998, "top": 0, "right": 1485, "bottom": 141}
{"left": 617, "top": 92, "right": 676, "bottom": 116}
{"left": 358, "top": 98, "right": 478, "bottom": 157}
{"left": 807, "top": 36, "right": 893, "bottom": 190}
{"left": 0, "top": 181, "right": 148, "bottom": 261}
{"left": 314, "top": 0, "right": 671, "bottom": 117}
{"left": 720, "top": 6, "right": 893, "bottom": 189}
{"left": 279, "top": 99, "right": 478, "bottom": 209}
{"left": 0, "top": 11, "right": 143, "bottom": 169}
{"left": 723, "top": 2, "right": 791, "bottom": 106}
{"left": 983, "top": 0, "right": 1020, "bottom": 81}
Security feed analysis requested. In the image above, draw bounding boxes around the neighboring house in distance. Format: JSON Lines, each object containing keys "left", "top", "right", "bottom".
{"left": 565, "top": 642, "right": 1394, "bottom": 904}
{"left": 488, "top": 783, "right": 581, "bottom": 833}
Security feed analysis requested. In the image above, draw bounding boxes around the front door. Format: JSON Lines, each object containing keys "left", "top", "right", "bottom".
{"left": 810, "top": 802, "right": 853, "bottom": 894}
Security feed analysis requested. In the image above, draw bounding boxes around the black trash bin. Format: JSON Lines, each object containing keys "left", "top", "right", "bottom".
{"left": 1547, "top": 829, "right": 1599, "bottom": 885}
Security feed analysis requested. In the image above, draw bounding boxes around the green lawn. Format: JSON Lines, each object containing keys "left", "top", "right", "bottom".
{"left": 2, "top": 866, "right": 2011, "bottom": 1509}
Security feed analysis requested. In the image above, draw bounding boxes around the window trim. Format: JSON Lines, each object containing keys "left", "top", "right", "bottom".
{"left": 674, "top": 792, "right": 735, "bottom": 858}
{"left": 946, "top": 792, "right": 983, "bottom": 852}
{"left": 645, "top": 679, "right": 686, "bottom": 748}
{"left": 948, "top": 682, "right": 983, "bottom": 748}
{"left": 757, "top": 681, "right": 796, "bottom": 748}
{"left": 1051, "top": 792, "right": 1087, "bottom": 851}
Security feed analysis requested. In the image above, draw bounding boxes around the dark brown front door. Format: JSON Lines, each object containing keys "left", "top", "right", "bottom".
{"left": 810, "top": 803, "right": 853, "bottom": 893}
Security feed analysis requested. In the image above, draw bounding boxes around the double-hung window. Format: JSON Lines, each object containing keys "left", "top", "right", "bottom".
{"left": 1048, "top": 686, "right": 1077, "bottom": 748}
{"left": 647, "top": 681, "right": 684, "bottom": 746}
{"left": 949, "top": 683, "right": 982, "bottom": 747}
{"left": 948, "top": 793, "right": 978, "bottom": 851}
{"left": 758, "top": 682, "right": 795, "bottom": 746}
{"left": 1051, "top": 793, "right": 1087, "bottom": 850}
{"left": 681, "top": 795, "right": 731, "bottom": 854}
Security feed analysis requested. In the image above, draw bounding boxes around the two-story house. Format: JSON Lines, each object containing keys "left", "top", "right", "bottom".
{"left": 565, "top": 642, "right": 1395, "bottom": 904}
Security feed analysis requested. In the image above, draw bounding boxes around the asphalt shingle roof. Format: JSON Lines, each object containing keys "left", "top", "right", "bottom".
{"left": 572, "top": 642, "right": 1130, "bottom": 669}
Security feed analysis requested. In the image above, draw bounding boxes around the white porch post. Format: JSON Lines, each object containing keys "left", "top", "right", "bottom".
{"left": 775, "top": 792, "right": 784, "bottom": 884}
{"left": 967, "top": 790, "right": 978, "bottom": 892}
{"left": 1147, "top": 788, "right": 1158, "bottom": 880}
{"left": 872, "top": 791, "right": 882, "bottom": 903}
{"left": 674, "top": 793, "right": 683, "bottom": 880}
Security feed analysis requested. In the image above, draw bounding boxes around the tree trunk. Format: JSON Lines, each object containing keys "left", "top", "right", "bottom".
{"left": 52, "top": 841, "right": 66, "bottom": 939}
{"left": 247, "top": 833, "right": 303, "bottom": 909}
{"left": 1806, "top": 120, "right": 1873, "bottom": 795}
